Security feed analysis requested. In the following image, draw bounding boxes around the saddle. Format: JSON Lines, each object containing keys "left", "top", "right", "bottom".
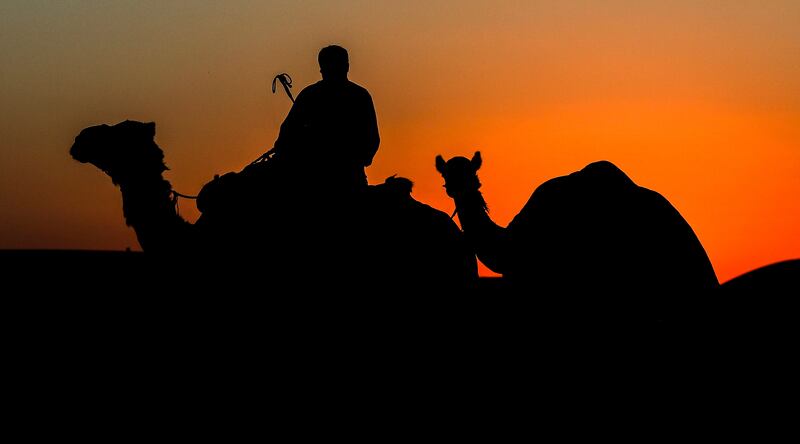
{"left": 195, "top": 151, "right": 284, "bottom": 217}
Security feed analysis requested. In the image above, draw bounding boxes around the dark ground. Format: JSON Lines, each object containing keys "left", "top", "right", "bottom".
{"left": 2, "top": 250, "right": 798, "bottom": 433}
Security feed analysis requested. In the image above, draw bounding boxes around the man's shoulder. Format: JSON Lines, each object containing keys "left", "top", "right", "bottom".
{"left": 299, "top": 79, "right": 373, "bottom": 101}
{"left": 346, "top": 81, "right": 372, "bottom": 97}
{"left": 297, "top": 81, "right": 325, "bottom": 97}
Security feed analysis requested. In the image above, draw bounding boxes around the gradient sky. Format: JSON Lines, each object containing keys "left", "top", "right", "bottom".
{"left": 1, "top": 0, "right": 798, "bottom": 282}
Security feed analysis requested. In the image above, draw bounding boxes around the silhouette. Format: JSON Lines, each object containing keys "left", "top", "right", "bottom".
{"left": 272, "top": 45, "right": 379, "bottom": 192}
{"left": 70, "top": 120, "right": 194, "bottom": 256}
{"left": 436, "top": 152, "right": 719, "bottom": 317}
{"left": 65, "top": 47, "right": 481, "bottom": 292}
{"left": 720, "top": 259, "right": 800, "bottom": 296}
{"left": 69, "top": 120, "right": 477, "bottom": 290}
{"left": 39, "top": 45, "right": 799, "bottom": 428}
{"left": 712, "top": 259, "right": 800, "bottom": 351}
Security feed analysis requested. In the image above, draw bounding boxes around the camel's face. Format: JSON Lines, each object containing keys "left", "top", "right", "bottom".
{"left": 70, "top": 124, "right": 112, "bottom": 164}
{"left": 70, "top": 120, "right": 164, "bottom": 178}
{"left": 435, "top": 152, "right": 482, "bottom": 198}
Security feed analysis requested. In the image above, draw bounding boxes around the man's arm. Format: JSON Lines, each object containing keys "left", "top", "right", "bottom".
{"left": 273, "top": 90, "right": 307, "bottom": 153}
{"left": 361, "top": 92, "right": 380, "bottom": 167}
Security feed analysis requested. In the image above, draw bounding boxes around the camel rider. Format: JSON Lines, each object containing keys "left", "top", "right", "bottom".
{"left": 272, "top": 45, "right": 380, "bottom": 191}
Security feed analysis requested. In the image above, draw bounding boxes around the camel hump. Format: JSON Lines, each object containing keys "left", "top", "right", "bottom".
{"left": 520, "top": 160, "right": 635, "bottom": 209}
{"left": 576, "top": 160, "right": 636, "bottom": 189}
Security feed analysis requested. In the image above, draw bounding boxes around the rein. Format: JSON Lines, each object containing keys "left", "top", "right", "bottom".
{"left": 247, "top": 73, "right": 297, "bottom": 167}
{"left": 171, "top": 190, "right": 198, "bottom": 200}
{"left": 169, "top": 72, "right": 296, "bottom": 207}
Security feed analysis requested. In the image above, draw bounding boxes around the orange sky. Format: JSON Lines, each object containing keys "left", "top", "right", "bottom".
{"left": 1, "top": 1, "right": 798, "bottom": 282}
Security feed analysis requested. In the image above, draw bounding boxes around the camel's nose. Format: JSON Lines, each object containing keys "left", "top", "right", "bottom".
{"left": 70, "top": 140, "right": 83, "bottom": 161}
{"left": 70, "top": 135, "right": 89, "bottom": 162}
{"left": 70, "top": 124, "right": 110, "bottom": 163}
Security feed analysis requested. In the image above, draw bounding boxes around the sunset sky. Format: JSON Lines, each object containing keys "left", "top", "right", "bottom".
{"left": 1, "top": 0, "right": 798, "bottom": 282}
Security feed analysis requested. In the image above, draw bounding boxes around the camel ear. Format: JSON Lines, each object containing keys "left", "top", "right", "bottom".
{"left": 435, "top": 155, "right": 447, "bottom": 175}
{"left": 471, "top": 151, "right": 482, "bottom": 171}
{"left": 145, "top": 122, "right": 156, "bottom": 139}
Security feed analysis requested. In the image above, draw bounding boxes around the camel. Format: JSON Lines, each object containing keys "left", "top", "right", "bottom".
{"left": 70, "top": 120, "right": 478, "bottom": 291}
{"left": 436, "top": 152, "right": 718, "bottom": 316}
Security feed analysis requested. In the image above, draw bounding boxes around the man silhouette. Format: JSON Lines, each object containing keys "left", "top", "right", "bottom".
{"left": 273, "top": 45, "right": 380, "bottom": 191}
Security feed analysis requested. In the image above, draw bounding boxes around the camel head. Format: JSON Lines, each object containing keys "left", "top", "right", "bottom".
{"left": 435, "top": 151, "right": 482, "bottom": 198}
{"left": 70, "top": 120, "right": 167, "bottom": 183}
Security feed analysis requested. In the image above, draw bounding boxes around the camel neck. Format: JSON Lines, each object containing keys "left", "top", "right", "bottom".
{"left": 452, "top": 188, "right": 508, "bottom": 274}
{"left": 453, "top": 189, "right": 490, "bottom": 230}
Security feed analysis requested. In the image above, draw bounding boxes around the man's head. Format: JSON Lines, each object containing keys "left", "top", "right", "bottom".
{"left": 318, "top": 45, "right": 349, "bottom": 81}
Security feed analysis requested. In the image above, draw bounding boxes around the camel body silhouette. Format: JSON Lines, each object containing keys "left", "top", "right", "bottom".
{"left": 436, "top": 152, "right": 718, "bottom": 317}
{"left": 70, "top": 120, "right": 478, "bottom": 291}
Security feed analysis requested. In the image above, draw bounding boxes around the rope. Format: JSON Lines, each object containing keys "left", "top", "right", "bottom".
{"left": 171, "top": 190, "right": 198, "bottom": 200}
{"left": 272, "top": 73, "right": 295, "bottom": 103}
{"left": 167, "top": 72, "right": 295, "bottom": 204}
{"left": 171, "top": 190, "right": 197, "bottom": 217}
{"left": 250, "top": 73, "right": 295, "bottom": 166}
